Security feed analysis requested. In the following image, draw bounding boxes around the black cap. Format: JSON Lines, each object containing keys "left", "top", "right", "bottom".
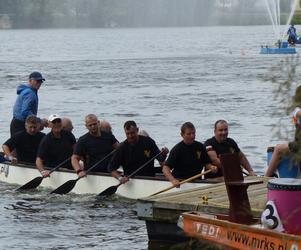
{"left": 29, "top": 71, "right": 45, "bottom": 82}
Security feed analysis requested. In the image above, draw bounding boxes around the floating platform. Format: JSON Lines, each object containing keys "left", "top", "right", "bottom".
{"left": 260, "top": 41, "right": 297, "bottom": 54}
{"left": 137, "top": 176, "right": 269, "bottom": 242}
{"left": 260, "top": 47, "right": 296, "bottom": 54}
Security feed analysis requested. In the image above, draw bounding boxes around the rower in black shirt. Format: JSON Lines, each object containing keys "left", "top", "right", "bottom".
{"left": 2, "top": 115, "right": 45, "bottom": 164}
{"left": 108, "top": 120, "right": 169, "bottom": 184}
{"left": 72, "top": 114, "right": 119, "bottom": 177}
{"left": 204, "top": 120, "right": 256, "bottom": 178}
{"left": 36, "top": 114, "right": 76, "bottom": 177}
{"left": 163, "top": 122, "right": 217, "bottom": 187}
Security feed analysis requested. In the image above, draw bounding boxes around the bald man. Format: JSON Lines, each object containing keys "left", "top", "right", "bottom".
{"left": 72, "top": 114, "right": 119, "bottom": 177}
{"left": 62, "top": 117, "right": 74, "bottom": 132}
{"left": 99, "top": 120, "right": 112, "bottom": 133}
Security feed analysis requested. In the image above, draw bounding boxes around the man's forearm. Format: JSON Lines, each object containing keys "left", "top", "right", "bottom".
{"left": 36, "top": 157, "right": 45, "bottom": 171}
{"left": 71, "top": 155, "right": 82, "bottom": 172}
{"left": 162, "top": 165, "right": 176, "bottom": 182}
{"left": 2, "top": 145, "right": 12, "bottom": 158}
{"left": 240, "top": 152, "right": 253, "bottom": 172}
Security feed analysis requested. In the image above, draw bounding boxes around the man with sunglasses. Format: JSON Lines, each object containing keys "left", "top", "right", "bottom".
{"left": 10, "top": 71, "right": 47, "bottom": 137}
{"left": 36, "top": 114, "right": 76, "bottom": 177}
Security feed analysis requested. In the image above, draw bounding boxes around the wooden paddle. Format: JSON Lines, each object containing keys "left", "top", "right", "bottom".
{"left": 149, "top": 169, "right": 212, "bottom": 196}
{"left": 16, "top": 157, "right": 71, "bottom": 191}
{"left": 97, "top": 151, "right": 164, "bottom": 196}
{"left": 242, "top": 169, "right": 249, "bottom": 176}
{"left": 50, "top": 149, "right": 117, "bottom": 195}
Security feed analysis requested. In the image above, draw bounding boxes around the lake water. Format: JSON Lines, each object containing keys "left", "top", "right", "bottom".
{"left": 0, "top": 26, "right": 299, "bottom": 249}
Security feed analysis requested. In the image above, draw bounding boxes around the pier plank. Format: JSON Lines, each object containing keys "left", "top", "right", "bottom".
{"left": 137, "top": 176, "right": 269, "bottom": 222}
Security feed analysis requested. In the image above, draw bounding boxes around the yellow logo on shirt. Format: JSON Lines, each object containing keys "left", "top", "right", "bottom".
{"left": 196, "top": 151, "right": 201, "bottom": 159}
{"left": 144, "top": 150, "right": 151, "bottom": 158}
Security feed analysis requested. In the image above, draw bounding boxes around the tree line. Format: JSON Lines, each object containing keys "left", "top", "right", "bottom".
{"left": 0, "top": 0, "right": 295, "bottom": 28}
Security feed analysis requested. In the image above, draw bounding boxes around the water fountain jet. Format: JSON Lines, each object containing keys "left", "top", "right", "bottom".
{"left": 260, "top": 0, "right": 297, "bottom": 54}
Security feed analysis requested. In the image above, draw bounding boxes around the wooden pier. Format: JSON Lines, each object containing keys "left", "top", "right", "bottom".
{"left": 137, "top": 176, "right": 270, "bottom": 242}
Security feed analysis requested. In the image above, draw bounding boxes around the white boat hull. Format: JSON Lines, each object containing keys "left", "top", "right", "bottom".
{"left": 0, "top": 162, "right": 212, "bottom": 199}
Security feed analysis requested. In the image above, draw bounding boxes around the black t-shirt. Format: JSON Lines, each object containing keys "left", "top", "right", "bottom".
{"left": 204, "top": 136, "right": 240, "bottom": 177}
{"left": 165, "top": 140, "right": 211, "bottom": 179}
{"left": 37, "top": 130, "right": 76, "bottom": 169}
{"left": 74, "top": 131, "right": 118, "bottom": 172}
{"left": 4, "top": 131, "right": 45, "bottom": 164}
{"left": 108, "top": 135, "right": 164, "bottom": 176}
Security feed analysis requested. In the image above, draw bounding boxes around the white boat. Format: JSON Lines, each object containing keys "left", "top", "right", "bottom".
{"left": 0, "top": 162, "right": 215, "bottom": 199}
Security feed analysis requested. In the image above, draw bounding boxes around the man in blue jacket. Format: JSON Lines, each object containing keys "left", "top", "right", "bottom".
{"left": 10, "top": 71, "right": 47, "bottom": 136}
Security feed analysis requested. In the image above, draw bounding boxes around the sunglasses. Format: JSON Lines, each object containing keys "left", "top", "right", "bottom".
{"left": 51, "top": 119, "right": 61, "bottom": 124}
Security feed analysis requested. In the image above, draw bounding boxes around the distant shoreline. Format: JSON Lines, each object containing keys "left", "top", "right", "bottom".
{"left": 1, "top": 11, "right": 300, "bottom": 29}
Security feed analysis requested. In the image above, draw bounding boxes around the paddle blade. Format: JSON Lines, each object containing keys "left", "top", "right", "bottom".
{"left": 51, "top": 179, "right": 77, "bottom": 195}
{"left": 16, "top": 177, "right": 43, "bottom": 191}
{"left": 98, "top": 185, "right": 119, "bottom": 197}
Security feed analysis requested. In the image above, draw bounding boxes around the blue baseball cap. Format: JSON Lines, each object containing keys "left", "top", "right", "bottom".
{"left": 29, "top": 71, "right": 45, "bottom": 82}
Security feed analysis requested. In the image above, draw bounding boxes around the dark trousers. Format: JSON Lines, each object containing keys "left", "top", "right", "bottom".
{"left": 0, "top": 152, "right": 5, "bottom": 162}
{"left": 10, "top": 118, "right": 25, "bottom": 137}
